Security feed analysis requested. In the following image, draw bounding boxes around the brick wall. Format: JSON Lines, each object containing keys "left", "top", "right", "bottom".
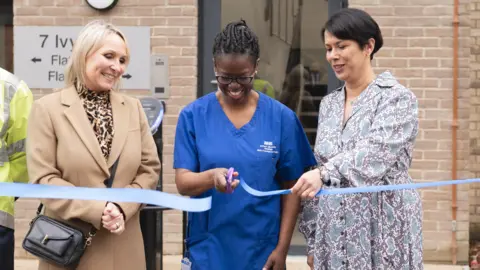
{"left": 350, "top": 0, "right": 471, "bottom": 264}
{"left": 470, "top": 0, "right": 480, "bottom": 244}
{"left": 13, "top": 0, "right": 197, "bottom": 259}
{"left": 10, "top": 0, "right": 480, "bottom": 265}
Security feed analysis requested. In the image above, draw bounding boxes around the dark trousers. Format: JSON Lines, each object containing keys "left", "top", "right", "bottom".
{"left": 0, "top": 225, "right": 14, "bottom": 270}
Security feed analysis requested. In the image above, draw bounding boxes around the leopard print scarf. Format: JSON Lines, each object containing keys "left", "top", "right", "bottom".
{"left": 77, "top": 86, "right": 114, "bottom": 161}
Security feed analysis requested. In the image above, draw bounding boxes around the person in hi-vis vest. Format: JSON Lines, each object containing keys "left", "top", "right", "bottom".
{"left": 0, "top": 67, "right": 33, "bottom": 270}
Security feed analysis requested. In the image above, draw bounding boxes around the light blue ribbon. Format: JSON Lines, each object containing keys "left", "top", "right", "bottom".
{"left": 2, "top": 178, "right": 479, "bottom": 213}
{"left": 0, "top": 182, "right": 211, "bottom": 212}
{"left": 240, "top": 178, "right": 480, "bottom": 197}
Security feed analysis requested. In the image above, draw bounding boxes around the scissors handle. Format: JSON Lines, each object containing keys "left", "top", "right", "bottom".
{"left": 226, "top": 167, "right": 234, "bottom": 194}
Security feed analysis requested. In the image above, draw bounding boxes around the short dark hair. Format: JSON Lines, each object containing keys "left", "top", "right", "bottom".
{"left": 212, "top": 19, "right": 260, "bottom": 64}
{"left": 322, "top": 8, "right": 383, "bottom": 60}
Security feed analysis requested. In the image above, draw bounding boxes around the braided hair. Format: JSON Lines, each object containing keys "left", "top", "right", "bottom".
{"left": 212, "top": 19, "right": 260, "bottom": 64}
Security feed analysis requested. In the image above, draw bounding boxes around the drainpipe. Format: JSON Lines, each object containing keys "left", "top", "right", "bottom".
{"left": 451, "top": 0, "right": 459, "bottom": 265}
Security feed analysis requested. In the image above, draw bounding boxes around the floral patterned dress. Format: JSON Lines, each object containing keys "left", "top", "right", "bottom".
{"left": 298, "top": 71, "right": 423, "bottom": 270}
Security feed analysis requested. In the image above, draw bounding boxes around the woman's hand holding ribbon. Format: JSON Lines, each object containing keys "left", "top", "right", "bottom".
{"left": 291, "top": 168, "right": 323, "bottom": 199}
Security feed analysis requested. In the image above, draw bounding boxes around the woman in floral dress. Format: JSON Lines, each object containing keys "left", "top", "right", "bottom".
{"left": 291, "top": 8, "right": 423, "bottom": 270}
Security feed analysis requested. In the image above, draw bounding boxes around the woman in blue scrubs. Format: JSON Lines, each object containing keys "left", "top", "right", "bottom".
{"left": 173, "top": 20, "right": 316, "bottom": 270}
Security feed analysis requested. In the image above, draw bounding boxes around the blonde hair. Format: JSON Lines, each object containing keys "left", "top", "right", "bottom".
{"left": 65, "top": 20, "right": 130, "bottom": 91}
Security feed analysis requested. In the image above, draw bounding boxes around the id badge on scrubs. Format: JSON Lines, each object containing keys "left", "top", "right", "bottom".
{"left": 181, "top": 257, "right": 192, "bottom": 270}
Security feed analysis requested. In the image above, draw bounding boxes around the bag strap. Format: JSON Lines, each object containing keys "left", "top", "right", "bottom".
{"left": 36, "top": 158, "right": 120, "bottom": 243}
{"left": 85, "top": 158, "right": 120, "bottom": 244}
{"left": 103, "top": 158, "right": 120, "bottom": 188}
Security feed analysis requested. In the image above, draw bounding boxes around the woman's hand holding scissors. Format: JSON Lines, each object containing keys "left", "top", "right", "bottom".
{"left": 213, "top": 167, "right": 239, "bottom": 193}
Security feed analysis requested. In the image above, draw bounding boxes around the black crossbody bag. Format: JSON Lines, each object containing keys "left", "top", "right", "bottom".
{"left": 22, "top": 159, "right": 119, "bottom": 269}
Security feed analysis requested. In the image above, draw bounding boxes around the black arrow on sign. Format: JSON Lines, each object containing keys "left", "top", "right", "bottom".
{"left": 122, "top": 74, "right": 132, "bottom": 79}
{"left": 31, "top": 57, "right": 42, "bottom": 63}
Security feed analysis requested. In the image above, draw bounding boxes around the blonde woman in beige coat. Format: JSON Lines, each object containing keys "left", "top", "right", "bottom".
{"left": 26, "top": 20, "right": 160, "bottom": 270}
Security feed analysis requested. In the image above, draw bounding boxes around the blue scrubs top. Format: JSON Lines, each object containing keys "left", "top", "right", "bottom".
{"left": 173, "top": 92, "right": 316, "bottom": 270}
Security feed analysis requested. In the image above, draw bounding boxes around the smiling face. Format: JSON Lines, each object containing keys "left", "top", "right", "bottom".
{"left": 324, "top": 31, "right": 374, "bottom": 84}
{"left": 214, "top": 53, "right": 258, "bottom": 104}
{"left": 84, "top": 33, "right": 128, "bottom": 92}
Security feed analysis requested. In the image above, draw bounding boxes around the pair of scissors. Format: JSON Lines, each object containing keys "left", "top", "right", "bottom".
{"left": 225, "top": 167, "right": 234, "bottom": 194}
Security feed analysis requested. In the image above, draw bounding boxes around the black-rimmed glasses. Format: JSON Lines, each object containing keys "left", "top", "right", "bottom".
{"left": 215, "top": 75, "right": 254, "bottom": 85}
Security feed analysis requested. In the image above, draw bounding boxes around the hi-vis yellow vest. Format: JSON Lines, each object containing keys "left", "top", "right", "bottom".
{"left": 253, "top": 79, "right": 276, "bottom": 99}
{"left": 0, "top": 68, "right": 33, "bottom": 229}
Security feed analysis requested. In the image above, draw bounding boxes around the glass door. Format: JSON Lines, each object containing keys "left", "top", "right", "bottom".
{"left": 198, "top": 0, "right": 346, "bottom": 256}
{"left": 199, "top": 0, "right": 345, "bottom": 147}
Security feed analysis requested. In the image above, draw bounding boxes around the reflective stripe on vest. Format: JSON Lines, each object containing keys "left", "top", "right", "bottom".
{"left": 0, "top": 80, "right": 12, "bottom": 165}
{"left": 7, "top": 139, "right": 25, "bottom": 157}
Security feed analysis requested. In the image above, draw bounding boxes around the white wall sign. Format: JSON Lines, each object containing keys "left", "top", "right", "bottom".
{"left": 14, "top": 26, "right": 151, "bottom": 90}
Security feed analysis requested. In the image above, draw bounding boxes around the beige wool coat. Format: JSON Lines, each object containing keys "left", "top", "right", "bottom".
{"left": 26, "top": 86, "right": 161, "bottom": 270}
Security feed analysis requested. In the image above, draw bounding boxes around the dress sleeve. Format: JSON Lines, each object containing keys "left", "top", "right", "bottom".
{"left": 323, "top": 89, "right": 419, "bottom": 187}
